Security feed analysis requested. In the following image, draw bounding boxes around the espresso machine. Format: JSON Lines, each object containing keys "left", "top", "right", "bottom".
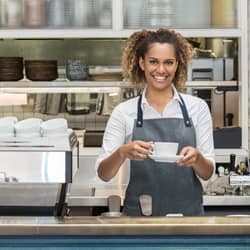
{"left": 0, "top": 131, "right": 79, "bottom": 216}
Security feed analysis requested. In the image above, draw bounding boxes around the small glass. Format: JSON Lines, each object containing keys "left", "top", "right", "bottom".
{"left": 66, "top": 60, "right": 89, "bottom": 81}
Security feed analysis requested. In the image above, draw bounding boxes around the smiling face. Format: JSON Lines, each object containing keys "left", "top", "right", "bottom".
{"left": 139, "top": 42, "right": 178, "bottom": 91}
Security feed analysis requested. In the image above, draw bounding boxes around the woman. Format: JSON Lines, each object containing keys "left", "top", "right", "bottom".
{"left": 96, "top": 28, "right": 215, "bottom": 216}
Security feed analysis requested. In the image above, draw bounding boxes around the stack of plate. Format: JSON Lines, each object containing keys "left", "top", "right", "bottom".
{"left": 0, "top": 57, "right": 24, "bottom": 81}
{"left": 25, "top": 60, "right": 58, "bottom": 81}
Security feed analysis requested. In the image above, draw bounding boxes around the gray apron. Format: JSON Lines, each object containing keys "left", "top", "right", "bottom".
{"left": 123, "top": 94, "right": 203, "bottom": 216}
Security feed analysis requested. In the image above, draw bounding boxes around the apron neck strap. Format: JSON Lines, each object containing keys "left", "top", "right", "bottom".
{"left": 178, "top": 94, "right": 192, "bottom": 127}
{"left": 136, "top": 93, "right": 192, "bottom": 128}
{"left": 136, "top": 94, "right": 143, "bottom": 127}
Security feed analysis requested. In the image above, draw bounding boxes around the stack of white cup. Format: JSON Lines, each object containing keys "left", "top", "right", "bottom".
{"left": 14, "top": 118, "right": 42, "bottom": 138}
{"left": 40, "top": 118, "right": 69, "bottom": 137}
{"left": 0, "top": 116, "right": 18, "bottom": 137}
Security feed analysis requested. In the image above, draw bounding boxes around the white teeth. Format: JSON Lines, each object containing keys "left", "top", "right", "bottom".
{"left": 154, "top": 76, "right": 166, "bottom": 80}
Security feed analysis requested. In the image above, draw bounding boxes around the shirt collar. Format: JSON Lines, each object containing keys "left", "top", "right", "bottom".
{"left": 141, "top": 84, "right": 181, "bottom": 109}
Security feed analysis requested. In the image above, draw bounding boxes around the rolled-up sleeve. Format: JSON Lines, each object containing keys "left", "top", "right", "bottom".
{"left": 95, "top": 104, "right": 127, "bottom": 172}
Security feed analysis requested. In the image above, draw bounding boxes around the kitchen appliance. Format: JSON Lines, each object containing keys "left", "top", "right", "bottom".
{"left": 187, "top": 58, "right": 234, "bottom": 81}
{"left": 213, "top": 126, "right": 241, "bottom": 148}
{"left": 0, "top": 131, "right": 79, "bottom": 216}
{"left": 83, "top": 130, "right": 104, "bottom": 147}
{"left": 187, "top": 57, "right": 239, "bottom": 136}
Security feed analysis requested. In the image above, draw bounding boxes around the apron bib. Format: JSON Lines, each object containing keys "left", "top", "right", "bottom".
{"left": 123, "top": 94, "right": 203, "bottom": 216}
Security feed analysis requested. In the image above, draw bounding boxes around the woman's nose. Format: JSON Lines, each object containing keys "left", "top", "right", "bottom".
{"left": 157, "top": 63, "right": 166, "bottom": 73}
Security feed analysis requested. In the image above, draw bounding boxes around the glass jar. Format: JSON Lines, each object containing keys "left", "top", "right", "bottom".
{"left": 211, "top": 0, "right": 237, "bottom": 28}
{"left": 24, "top": 0, "right": 47, "bottom": 28}
{"left": 73, "top": 0, "right": 90, "bottom": 27}
{"left": 0, "top": 0, "right": 22, "bottom": 28}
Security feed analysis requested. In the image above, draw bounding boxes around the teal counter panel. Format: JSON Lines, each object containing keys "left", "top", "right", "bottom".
{"left": 0, "top": 236, "right": 249, "bottom": 249}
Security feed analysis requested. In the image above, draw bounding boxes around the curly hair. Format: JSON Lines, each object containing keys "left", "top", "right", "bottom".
{"left": 121, "top": 28, "right": 193, "bottom": 91}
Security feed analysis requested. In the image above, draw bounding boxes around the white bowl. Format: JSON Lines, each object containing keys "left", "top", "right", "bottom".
{"left": 41, "top": 118, "right": 68, "bottom": 136}
{"left": 0, "top": 116, "right": 17, "bottom": 134}
{"left": 14, "top": 118, "right": 42, "bottom": 134}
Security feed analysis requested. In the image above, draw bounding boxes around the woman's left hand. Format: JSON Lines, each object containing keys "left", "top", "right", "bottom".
{"left": 176, "top": 146, "right": 214, "bottom": 180}
{"left": 176, "top": 146, "right": 201, "bottom": 167}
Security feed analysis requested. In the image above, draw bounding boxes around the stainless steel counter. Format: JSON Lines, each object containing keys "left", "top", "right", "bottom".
{"left": 1, "top": 216, "right": 250, "bottom": 235}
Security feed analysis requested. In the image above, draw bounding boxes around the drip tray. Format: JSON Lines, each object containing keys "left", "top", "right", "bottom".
{"left": 0, "top": 206, "right": 55, "bottom": 216}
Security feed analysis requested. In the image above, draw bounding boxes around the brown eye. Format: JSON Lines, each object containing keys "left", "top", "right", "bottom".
{"left": 149, "top": 60, "right": 157, "bottom": 65}
{"left": 165, "top": 60, "right": 175, "bottom": 65}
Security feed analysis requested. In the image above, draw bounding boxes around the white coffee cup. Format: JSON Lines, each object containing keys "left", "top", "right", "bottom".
{"left": 0, "top": 116, "right": 17, "bottom": 136}
{"left": 40, "top": 118, "right": 68, "bottom": 137}
{"left": 152, "top": 142, "right": 179, "bottom": 156}
{"left": 14, "top": 118, "right": 42, "bottom": 137}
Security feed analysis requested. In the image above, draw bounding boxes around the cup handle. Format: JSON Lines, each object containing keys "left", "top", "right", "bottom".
{"left": 149, "top": 143, "right": 155, "bottom": 156}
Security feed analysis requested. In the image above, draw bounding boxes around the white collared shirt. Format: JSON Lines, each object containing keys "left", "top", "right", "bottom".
{"left": 95, "top": 85, "right": 215, "bottom": 172}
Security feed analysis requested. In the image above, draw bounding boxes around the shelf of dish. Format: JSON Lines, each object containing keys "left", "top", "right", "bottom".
{"left": 0, "top": 81, "right": 238, "bottom": 94}
{"left": 0, "top": 28, "right": 243, "bottom": 39}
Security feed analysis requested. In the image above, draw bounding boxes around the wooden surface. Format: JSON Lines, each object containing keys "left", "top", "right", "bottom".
{"left": 0, "top": 216, "right": 250, "bottom": 235}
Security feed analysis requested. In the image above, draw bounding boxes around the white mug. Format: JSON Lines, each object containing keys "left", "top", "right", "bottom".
{"left": 152, "top": 142, "right": 179, "bottom": 156}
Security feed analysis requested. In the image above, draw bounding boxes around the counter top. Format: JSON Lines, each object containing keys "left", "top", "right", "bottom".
{"left": 1, "top": 216, "right": 250, "bottom": 235}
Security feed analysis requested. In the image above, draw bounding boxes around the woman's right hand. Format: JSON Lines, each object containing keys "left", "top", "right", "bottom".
{"left": 119, "top": 140, "right": 154, "bottom": 161}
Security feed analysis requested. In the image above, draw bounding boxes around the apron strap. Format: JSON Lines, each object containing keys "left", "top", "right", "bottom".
{"left": 136, "top": 93, "right": 192, "bottom": 128}
{"left": 136, "top": 94, "right": 143, "bottom": 127}
{"left": 178, "top": 94, "right": 192, "bottom": 127}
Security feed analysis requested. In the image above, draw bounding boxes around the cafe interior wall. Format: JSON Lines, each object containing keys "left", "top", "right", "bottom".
{"left": 0, "top": 37, "right": 249, "bottom": 151}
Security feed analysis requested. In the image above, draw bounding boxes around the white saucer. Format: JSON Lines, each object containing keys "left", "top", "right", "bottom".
{"left": 149, "top": 154, "right": 182, "bottom": 163}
